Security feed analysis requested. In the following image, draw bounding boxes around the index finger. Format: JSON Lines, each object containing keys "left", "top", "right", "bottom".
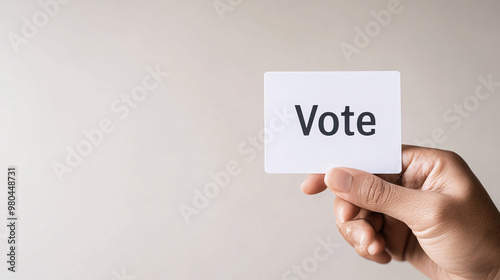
{"left": 301, "top": 174, "right": 327, "bottom": 194}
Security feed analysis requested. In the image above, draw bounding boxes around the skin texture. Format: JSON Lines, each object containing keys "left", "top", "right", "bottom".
{"left": 301, "top": 145, "right": 500, "bottom": 280}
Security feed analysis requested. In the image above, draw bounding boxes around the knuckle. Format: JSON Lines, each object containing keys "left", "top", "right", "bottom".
{"left": 443, "top": 150, "right": 464, "bottom": 162}
{"left": 338, "top": 224, "right": 351, "bottom": 244}
{"left": 361, "top": 176, "right": 391, "bottom": 207}
{"left": 438, "top": 150, "right": 467, "bottom": 169}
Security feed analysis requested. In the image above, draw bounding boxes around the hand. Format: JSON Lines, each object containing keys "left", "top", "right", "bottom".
{"left": 301, "top": 145, "right": 500, "bottom": 280}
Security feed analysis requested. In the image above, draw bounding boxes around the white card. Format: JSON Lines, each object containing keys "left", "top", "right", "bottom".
{"left": 264, "top": 71, "right": 401, "bottom": 174}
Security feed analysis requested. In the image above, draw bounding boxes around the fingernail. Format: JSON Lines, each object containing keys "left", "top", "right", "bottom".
{"left": 325, "top": 169, "right": 352, "bottom": 193}
{"left": 367, "top": 242, "right": 377, "bottom": 255}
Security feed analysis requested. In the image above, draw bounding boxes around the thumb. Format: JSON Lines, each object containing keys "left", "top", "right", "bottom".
{"left": 324, "top": 168, "right": 434, "bottom": 228}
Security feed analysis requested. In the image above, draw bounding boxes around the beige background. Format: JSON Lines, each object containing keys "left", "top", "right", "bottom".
{"left": 1, "top": 0, "right": 499, "bottom": 279}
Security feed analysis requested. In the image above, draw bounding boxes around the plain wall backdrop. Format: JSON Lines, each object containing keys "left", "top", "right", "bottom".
{"left": 1, "top": 0, "right": 499, "bottom": 279}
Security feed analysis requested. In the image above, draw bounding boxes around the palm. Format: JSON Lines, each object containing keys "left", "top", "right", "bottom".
{"left": 375, "top": 152, "right": 482, "bottom": 278}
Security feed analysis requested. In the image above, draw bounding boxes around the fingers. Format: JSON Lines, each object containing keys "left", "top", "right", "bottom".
{"left": 380, "top": 215, "right": 413, "bottom": 261}
{"left": 336, "top": 213, "right": 391, "bottom": 264}
{"left": 367, "top": 234, "right": 388, "bottom": 257}
{"left": 301, "top": 174, "right": 327, "bottom": 194}
{"left": 399, "top": 145, "right": 470, "bottom": 193}
{"left": 334, "top": 196, "right": 390, "bottom": 263}
{"left": 301, "top": 145, "right": 439, "bottom": 195}
{"left": 324, "top": 167, "right": 434, "bottom": 229}
{"left": 358, "top": 234, "right": 391, "bottom": 264}
{"left": 334, "top": 196, "right": 360, "bottom": 223}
